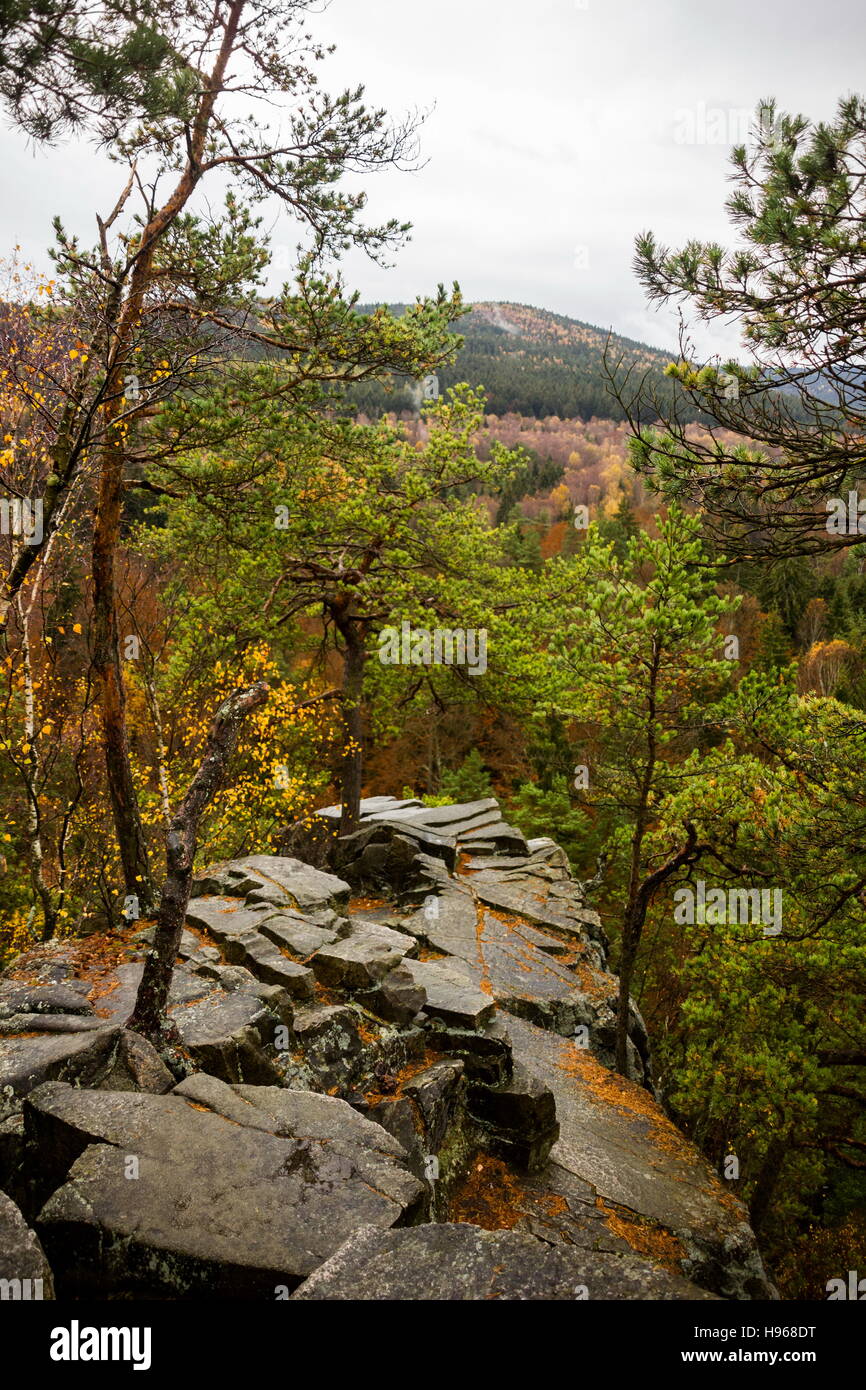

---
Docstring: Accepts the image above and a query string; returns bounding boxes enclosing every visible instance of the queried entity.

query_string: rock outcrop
[0,796,776,1301]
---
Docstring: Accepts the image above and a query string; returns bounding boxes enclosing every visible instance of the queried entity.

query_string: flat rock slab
[174,1074,407,1157]
[259,918,338,958]
[378,804,502,838]
[291,1222,718,1300]
[0,1025,122,1098]
[30,1082,423,1298]
[471,879,595,941]
[184,897,278,942]
[90,961,217,1029]
[0,1191,54,1297]
[312,937,407,990]
[458,822,528,854]
[190,855,347,908]
[382,797,499,826]
[340,919,418,953]
[401,959,495,1029]
[409,898,597,1031]
[173,990,281,1084]
[423,905,584,1006]
[364,817,458,861]
[463,855,535,872]
[71,960,285,1086]
[0,1012,103,1035]
[502,1015,773,1299]
[0,982,94,1018]
[234,856,351,912]
[224,932,315,999]
[317,796,425,819]
[403,884,477,942]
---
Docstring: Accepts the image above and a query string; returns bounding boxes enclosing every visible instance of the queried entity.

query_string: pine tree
[623,96,866,561]
[440,749,494,803]
[538,505,739,1076]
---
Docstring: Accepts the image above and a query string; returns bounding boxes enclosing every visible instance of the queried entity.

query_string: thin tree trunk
[0,401,82,633]
[126,679,269,1044]
[615,909,641,1076]
[749,1136,787,1235]
[143,665,172,830]
[427,707,442,793]
[14,516,70,940]
[615,823,701,1076]
[92,426,156,913]
[91,0,246,916]
[17,596,57,939]
[615,642,660,1075]
[338,626,366,836]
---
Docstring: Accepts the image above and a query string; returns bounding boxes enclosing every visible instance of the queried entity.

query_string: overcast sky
[1,0,863,357]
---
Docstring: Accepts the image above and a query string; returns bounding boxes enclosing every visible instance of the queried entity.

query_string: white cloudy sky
[1,0,863,357]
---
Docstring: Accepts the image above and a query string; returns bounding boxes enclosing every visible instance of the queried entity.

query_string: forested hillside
[344,300,699,422]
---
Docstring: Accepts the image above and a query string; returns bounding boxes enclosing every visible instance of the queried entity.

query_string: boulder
[0,1191,54,1299]
[0,981,94,1018]
[311,936,407,991]
[222,931,315,999]
[258,917,338,957]
[194,855,350,914]
[466,1062,559,1172]
[293,1004,363,1091]
[0,1026,123,1099]
[361,962,426,1026]
[29,1082,424,1298]
[403,1060,465,1153]
[401,959,495,1030]
[174,1075,408,1157]
[424,1019,514,1085]
[174,991,282,1085]
[184,897,278,942]
[336,820,458,876]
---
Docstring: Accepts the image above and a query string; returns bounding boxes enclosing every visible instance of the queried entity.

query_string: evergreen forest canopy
[338,300,696,423]
[0,0,865,1300]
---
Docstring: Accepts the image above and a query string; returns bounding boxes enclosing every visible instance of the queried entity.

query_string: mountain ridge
[348,298,690,423]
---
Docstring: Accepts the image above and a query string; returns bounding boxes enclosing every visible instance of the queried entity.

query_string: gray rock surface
[0,1190,55,1298]
[312,935,407,990]
[30,1081,423,1297]
[192,855,350,913]
[0,1026,123,1098]
[401,958,496,1029]
[291,1222,719,1301]
[501,1014,774,1299]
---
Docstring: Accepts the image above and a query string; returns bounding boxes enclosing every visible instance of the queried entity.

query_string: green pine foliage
[439,749,494,803]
